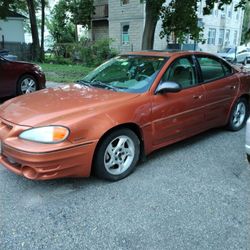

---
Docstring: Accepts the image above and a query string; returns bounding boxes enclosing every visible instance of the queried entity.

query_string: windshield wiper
[91,81,118,92]
[76,80,92,87]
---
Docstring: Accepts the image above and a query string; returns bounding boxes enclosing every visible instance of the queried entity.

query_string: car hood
[0,84,140,127]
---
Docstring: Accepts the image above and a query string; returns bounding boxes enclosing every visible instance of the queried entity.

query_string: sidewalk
[46,81,64,88]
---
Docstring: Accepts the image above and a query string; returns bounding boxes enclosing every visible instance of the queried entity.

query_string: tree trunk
[40,0,45,61]
[26,0,40,61]
[75,24,78,42]
[141,1,160,50]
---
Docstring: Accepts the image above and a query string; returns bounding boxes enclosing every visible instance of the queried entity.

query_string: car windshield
[81,55,168,93]
[221,48,235,53]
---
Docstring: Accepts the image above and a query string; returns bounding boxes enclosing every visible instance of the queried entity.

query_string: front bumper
[38,72,46,89]
[0,141,97,180]
[0,118,97,180]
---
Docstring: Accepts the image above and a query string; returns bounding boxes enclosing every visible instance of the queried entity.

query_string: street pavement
[1,66,250,249]
[0,127,250,250]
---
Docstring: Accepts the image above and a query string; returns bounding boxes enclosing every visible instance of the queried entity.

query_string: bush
[45,54,72,65]
[47,39,118,66]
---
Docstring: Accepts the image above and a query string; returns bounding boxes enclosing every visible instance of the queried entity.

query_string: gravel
[0,127,250,250]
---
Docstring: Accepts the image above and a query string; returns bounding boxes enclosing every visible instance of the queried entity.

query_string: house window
[212,5,218,17]
[122,24,130,45]
[197,1,203,15]
[228,4,233,18]
[225,29,230,46]
[121,0,129,5]
[225,29,230,41]
[233,31,238,45]
[236,9,240,20]
[221,6,226,18]
[218,29,225,45]
[208,28,216,45]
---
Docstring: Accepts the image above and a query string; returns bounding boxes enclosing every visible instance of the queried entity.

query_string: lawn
[39,63,94,83]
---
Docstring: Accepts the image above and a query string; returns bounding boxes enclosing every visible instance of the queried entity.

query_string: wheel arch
[226,94,249,130]
[240,94,250,105]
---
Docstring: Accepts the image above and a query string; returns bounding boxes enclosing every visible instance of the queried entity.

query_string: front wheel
[93,129,140,181]
[17,74,38,95]
[227,97,249,131]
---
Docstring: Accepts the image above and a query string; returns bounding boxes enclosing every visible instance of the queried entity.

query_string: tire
[93,129,140,181]
[17,74,38,95]
[247,154,250,164]
[227,97,249,131]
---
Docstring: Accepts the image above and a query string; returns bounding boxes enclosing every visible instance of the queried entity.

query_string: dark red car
[0,56,46,97]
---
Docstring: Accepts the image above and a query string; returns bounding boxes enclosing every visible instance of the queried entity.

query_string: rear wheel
[247,154,250,164]
[93,129,140,181]
[17,74,38,95]
[227,97,249,131]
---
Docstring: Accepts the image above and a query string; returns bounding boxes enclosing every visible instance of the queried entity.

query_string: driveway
[1,127,250,250]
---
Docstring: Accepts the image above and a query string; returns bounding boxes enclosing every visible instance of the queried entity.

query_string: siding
[0,18,25,43]
[109,0,145,52]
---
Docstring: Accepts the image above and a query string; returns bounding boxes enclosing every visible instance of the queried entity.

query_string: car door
[151,56,206,147]
[196,55,239,127]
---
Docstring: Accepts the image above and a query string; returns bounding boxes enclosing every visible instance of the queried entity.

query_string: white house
[0,11,26,44]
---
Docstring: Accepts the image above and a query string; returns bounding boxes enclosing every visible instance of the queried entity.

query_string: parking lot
[1,126,250,250]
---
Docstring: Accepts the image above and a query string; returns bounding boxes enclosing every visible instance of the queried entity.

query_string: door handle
[193,95,203,99]
[229,85,236,90]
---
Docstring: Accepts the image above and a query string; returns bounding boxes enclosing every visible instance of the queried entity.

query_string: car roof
[122,50,216,58]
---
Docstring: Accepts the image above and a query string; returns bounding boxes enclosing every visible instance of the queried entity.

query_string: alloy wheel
[232,101,246,128]
[20,77,37,94]
[104,135,135,175]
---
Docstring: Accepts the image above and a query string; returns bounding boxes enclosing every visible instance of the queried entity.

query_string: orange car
[0,51,249,181]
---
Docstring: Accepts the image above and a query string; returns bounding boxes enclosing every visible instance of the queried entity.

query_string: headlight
[19,126,70,143]
[34,65,43,72]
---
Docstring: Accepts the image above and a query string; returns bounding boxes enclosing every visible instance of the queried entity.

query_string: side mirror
[155,81,182,94]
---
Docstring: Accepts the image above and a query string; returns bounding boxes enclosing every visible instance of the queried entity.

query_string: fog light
[7,156,17,164]
[22,166,38,179]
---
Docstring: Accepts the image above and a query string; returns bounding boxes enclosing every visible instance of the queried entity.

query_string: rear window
[197,56,232,82]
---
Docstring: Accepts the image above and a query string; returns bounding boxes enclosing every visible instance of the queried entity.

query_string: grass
[39,63,94,83]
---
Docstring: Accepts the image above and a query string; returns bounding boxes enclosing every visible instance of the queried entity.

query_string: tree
[26,0,40,61]
[48,0,94,44]
[0,0,27,18]
[40,0,46,60]
[47,0,76,43]
[141,0,250,50]
[141,0,165,50]
[241,2,250,43]
[0,0,48,61]
[68,0,95,41]
[160,0,203,44]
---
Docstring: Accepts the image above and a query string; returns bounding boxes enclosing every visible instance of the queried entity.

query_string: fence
[0,41,32,61]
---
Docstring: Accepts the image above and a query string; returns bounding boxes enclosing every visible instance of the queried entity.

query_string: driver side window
[162,57,197,89]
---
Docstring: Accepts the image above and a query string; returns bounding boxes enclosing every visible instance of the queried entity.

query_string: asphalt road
[0,127,250,250]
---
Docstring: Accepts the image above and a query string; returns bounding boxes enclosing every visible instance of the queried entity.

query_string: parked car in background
[0,50,17,61]
[0,51,249,181]
[217,47,250,65]
[0,55,46,97]
[246,48,250,63]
